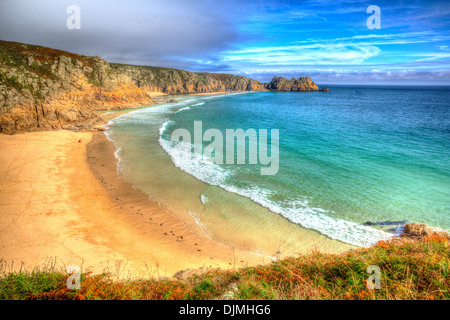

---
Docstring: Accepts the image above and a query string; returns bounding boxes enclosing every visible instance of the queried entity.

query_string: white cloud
[223,43,381,66]
[414,53,450,62]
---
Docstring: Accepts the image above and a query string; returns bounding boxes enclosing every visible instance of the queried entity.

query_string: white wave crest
[218,184,394,247]
[158,130,229,186]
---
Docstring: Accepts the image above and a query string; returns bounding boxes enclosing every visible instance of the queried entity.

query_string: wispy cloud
[224,30,450,70]
[224,43,381,66]
[414,53,450,62]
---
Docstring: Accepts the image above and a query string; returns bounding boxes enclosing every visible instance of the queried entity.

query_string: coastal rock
[215,282,239,300]
[402,223,430,238]
[265,76,318,91]
[400,223,450,240]
[320,87,331,92]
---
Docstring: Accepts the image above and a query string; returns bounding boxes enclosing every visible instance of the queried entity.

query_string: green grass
[0,234,448,300]
[196,75,207,85]
[0,271,65,300]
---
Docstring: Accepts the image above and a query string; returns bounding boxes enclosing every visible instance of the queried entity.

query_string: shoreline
[0,94,357,279]
[86,131,269,274]
[0,100,271,279]
[5,90,419,279]
[1,97,447,280]
[102,96,356,258]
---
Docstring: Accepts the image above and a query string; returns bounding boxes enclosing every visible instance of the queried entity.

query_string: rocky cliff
[0,40,320,134]
[0,41,155,134]
[111,64,267,94]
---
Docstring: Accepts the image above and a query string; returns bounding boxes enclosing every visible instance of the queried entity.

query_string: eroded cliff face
[0,41,155,134]
[111,64,267,94]
[0,41,321,134]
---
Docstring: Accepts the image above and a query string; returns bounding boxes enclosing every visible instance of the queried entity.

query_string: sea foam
[219,184,394,247]
[158,121,394,247]
[158,127,230,186]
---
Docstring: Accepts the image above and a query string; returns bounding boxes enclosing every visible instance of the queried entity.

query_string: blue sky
[1,0,449,84]
[223,0,450,84]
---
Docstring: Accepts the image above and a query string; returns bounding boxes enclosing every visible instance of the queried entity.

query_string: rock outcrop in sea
[265,76,319,91]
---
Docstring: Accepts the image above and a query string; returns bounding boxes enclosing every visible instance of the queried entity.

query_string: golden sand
[0,130,268,279]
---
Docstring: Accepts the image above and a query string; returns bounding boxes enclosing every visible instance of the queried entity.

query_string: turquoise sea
[105,86,450,254]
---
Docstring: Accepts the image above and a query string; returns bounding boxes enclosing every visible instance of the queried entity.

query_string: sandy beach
[0,128,268,279]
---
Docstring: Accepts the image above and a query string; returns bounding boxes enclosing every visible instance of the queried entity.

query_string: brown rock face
[402,223,432,238]
[265,76,319,91]
[111,64,267,94]
[0,41,154,134]
[401,223,450,240]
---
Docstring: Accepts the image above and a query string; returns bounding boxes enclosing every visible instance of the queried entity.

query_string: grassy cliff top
[0,40,96,71]
[1,225,448,300]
